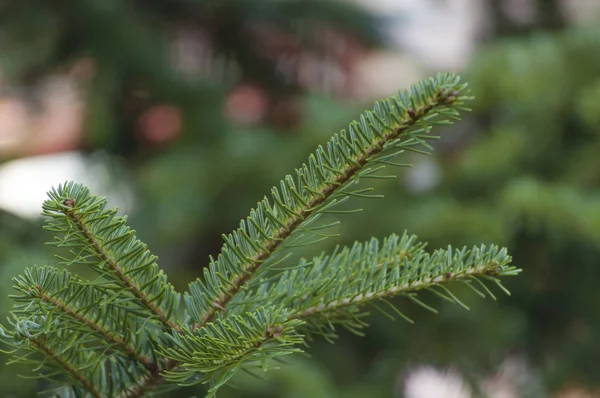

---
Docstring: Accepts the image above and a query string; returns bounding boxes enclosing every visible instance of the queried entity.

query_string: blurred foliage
[0,1,382,397]
[336,22,600,396]
[2,0,600,397]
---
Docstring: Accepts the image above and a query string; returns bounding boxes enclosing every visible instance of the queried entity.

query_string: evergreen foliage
[0,0,383,158]
[0,73,520,397]
[334,23,600,394]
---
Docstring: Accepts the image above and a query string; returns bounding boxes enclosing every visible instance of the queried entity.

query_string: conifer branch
[0,73,521,398]
[160,309,304,396]
[61,199,177,331]
[11,267,156,372]
[118,72,477,397]
[294,260,512,319]
[42,183,182,332]
[29,336,103,398]
[187,72,472,330]
[0,315,132,398]
[232,233,520,339]
[115,310,304,397]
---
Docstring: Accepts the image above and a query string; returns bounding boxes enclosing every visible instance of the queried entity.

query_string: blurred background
[1,0,600,397]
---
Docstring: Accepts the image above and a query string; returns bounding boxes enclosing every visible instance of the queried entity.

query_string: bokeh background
[1,0,600,397]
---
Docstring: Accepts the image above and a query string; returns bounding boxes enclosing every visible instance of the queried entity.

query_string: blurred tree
[3,0,600,397]
[488,0,566,37]
[0,0,382,154]
[334,21,600,396]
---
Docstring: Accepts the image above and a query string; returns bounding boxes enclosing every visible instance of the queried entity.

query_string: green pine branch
[160,308,304,397]
[1,314,149,398]
[43,183,182,331]
[10,266,158,372]
[0,72,521,398]
[230,233,518,342]
[186,72,470,331]
[28,335,104,398]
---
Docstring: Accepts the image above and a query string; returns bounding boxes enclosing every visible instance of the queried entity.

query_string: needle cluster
[0,73,520,398]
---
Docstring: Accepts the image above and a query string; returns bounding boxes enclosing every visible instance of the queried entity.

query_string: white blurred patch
[481,355,540,398]
[0,151,133,219]
[560,0,600,23]
[403,366,472,398]
[353,0,486,70]
[404,157,442,194]
[398,356,541,398]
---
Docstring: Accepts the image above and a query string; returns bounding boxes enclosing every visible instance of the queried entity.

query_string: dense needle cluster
[0,73,520,398]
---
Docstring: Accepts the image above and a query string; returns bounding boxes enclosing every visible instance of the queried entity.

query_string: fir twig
[30,336,103,398]
[187,72,471,330]
[0,73,521,398]
[231,233,520,339]
[39,182,182,333]
[16,268,158,372]
[60,199,178,331]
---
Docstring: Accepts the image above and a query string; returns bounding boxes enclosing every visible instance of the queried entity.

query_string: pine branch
[159,308,304,397]
[0,73,521,398]
[231,233,520,340]
[186,72,472,329]
[1,315,148,397]
[42,182,181,331]
[29,336,103,398]
[10,266,158,373]
[113,310,303,398]
[8,183,185,396]
[114,72,477,397]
